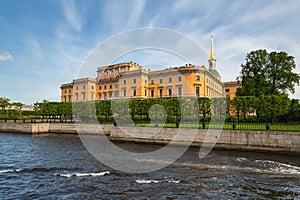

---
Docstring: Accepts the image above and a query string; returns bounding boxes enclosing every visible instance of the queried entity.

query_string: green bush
[225,116,237,122]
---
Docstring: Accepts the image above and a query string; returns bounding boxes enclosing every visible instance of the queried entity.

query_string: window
[114,91,119,98]
[104,92,107,99]
[133,79,136,84]
[196,76,200,81]
[75,93,78,100]
[69,89,71,93]
[133,88,136,96]
[159,79,163,84]
[123,80,126,84]
[82,92,86,100]
[64,90,67,94]
[64,96,66,101]
[145,80,148,84]
[177,87,182,96]
[115,84,118,89]
[144,89,147,96]
[91,93,94,99]
[225,89,230,92]
[169,77,172,83]
[196,86,200,96]
[168,88,172,97]
[98,92,101,99]
[123,89,126,97]
[151,89,154,97]
[151,80,154,84]
[99,86,101,90]
[83,85,86,90]
[91,86,94,90]
[109,92,112,98]
[159,88,163,97]
[104,85,107,89]
[109,84,112,89]
[178,77,182,82]
[68,95,71,102]
[76,86,79,91]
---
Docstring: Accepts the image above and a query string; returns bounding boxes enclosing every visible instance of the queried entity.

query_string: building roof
[224,81,240,86]
[209,69,220,76]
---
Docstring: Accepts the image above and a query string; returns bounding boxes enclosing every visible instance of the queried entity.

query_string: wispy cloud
[103,0,146,33]
[1,0,300,103]
[0,52,13,62]
[62,0,85,32]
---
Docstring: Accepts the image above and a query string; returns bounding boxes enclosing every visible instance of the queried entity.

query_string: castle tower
[209,35,216,70]
[208,35,221,80]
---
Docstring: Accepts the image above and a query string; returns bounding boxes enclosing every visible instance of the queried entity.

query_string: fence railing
[1,119,300,132]
[0,118,73,123]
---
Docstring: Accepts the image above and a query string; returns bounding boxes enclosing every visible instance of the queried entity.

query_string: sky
[1,0,300,104]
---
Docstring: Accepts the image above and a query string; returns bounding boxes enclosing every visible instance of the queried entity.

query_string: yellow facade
[60,36,224,102]
[60,83,73,102]
[224,81,241,100]
[61,63,224,102]
[61,78,96,102]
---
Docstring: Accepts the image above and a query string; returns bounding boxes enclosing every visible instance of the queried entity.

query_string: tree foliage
[26,96,300,124]
[237,49,300,96]
[196,97,211,121]
[0,97,10,110]
[34,100,72,121]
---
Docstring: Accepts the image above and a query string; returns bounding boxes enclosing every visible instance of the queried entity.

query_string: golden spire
[209,35,216,61]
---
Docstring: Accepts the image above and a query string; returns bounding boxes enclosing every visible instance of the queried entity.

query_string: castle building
[224,81,241,100]
[61,36,224,102]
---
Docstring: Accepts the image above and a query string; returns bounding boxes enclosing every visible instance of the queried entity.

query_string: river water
[0,132,299,199]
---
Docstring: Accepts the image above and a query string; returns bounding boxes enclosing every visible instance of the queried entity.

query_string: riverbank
[1,123,299,154]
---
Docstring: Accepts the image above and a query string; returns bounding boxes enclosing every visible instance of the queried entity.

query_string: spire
[209,35,216,61]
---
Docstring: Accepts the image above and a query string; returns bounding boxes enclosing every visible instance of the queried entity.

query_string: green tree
[129,99,138,121]
[255,95,290,123]
[267,51,300,94]
[57,102,72,121]
[211,97,227,122]
[96,100,112,121]
[165,98,180,123]
[237,49,300,96]
[72,101,97,122]
[12,102,24,116]
[180,98,197,122]
[288,99,300,122]
[134,99,151,121]
[196,97,211,122]
[34,100,51,120]
[196,97,211,128]
[239,96,255,123]
[231,97,242,123]
[34,101,67,121]
[0,97,10,110]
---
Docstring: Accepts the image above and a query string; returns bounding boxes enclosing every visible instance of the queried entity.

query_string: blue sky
[1,0,300,104]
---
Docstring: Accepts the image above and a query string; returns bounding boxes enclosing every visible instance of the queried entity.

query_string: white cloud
[103,0,146,33]
[173,1,300,86]
[0,52,13,62]
[62,0,85,32]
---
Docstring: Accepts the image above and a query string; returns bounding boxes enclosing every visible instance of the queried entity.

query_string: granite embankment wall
[109,126,300,154]
[0,123,299,153]
[0,123,50,134]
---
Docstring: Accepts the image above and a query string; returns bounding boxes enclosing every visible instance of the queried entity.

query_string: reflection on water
[0,133,299,199]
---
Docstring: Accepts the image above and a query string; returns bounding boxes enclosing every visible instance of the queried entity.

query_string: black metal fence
[1,119,299,132]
